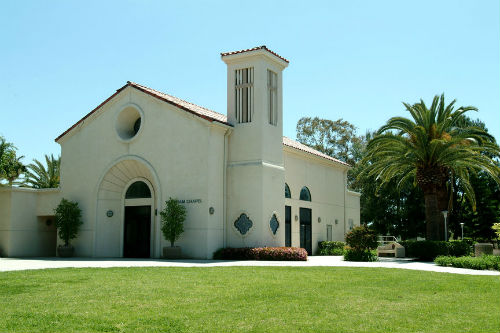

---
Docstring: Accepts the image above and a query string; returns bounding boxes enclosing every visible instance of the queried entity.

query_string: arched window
[300,186,311,201]
[285,183,291,198]
[125,181,151,199]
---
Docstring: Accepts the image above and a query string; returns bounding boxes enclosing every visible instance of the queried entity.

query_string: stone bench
[377,242,405,258]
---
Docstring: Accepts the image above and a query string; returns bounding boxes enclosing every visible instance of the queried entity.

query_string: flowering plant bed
[213,247,307,261]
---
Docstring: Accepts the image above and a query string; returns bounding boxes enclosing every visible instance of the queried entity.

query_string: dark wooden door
[300,207,312,255]
[285,206,291,247]
[123,205,151,258]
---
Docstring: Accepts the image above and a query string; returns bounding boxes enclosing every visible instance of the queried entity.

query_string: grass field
[0,267,498,332]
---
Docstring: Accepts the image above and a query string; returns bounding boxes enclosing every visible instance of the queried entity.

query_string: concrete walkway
[1,256,499,275]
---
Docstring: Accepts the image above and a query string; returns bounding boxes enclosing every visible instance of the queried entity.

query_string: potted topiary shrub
[54,198,83,257]
[160,197,186,259]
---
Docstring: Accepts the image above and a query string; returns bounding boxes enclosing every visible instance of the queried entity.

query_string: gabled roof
[129,82,229,125]
[221,45,289,63]
[283,136,350,167]
[55,81,230,142]
[54,82,349,167]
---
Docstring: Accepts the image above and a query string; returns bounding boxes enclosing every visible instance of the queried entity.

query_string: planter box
[163,246,182,259]
[57,245,75,258]
[474,243,493,257]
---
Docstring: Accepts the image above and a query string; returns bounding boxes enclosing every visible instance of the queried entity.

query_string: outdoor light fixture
[441,210,448,241]
[209,207,215,215]
[460,222,465,240]
[318,217,321,223]
[106,210,114,218]
[295,215,298,221]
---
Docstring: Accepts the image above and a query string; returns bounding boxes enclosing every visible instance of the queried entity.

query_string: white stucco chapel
[0,46,360,259]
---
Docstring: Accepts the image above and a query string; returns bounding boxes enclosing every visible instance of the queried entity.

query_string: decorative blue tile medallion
[270,214,279,235]
[234,213,253,235]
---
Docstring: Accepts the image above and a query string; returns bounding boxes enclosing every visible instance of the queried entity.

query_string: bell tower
[221,46,289,248]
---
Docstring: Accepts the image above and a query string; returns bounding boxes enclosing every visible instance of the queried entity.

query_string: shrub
[317,241,345,255]
[160,198,186,247]
[213,247,307,261]
[399,240,472,261]
[448,240,472,257]
[434,255,500,271]
[345,226,378,252]
[399,240,448,261]
[344,248,378,262]
[54,198,83,246]
[434,255,453,266]
[343,226,378,262]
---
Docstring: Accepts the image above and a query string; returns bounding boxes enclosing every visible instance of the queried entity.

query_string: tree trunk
[423,191,444,240]
[417,166,449,241]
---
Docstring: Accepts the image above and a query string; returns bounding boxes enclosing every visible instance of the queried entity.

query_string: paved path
[1,256,498,275]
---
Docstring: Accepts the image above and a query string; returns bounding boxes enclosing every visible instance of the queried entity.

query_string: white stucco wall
[0,188,60,257]
[284,147,360,254]
[57,87,228,258]
[224,48,287,250]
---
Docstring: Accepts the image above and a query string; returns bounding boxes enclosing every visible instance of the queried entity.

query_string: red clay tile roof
[221,45,289,63]
[283,136,351,167]
[55,81,230,142]
[129,81,229,125]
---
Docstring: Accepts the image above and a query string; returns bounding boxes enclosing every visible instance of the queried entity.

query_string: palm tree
[362,94,500,240]
[2,153,26,186]
[0,136,26,186]
[24,154,61,188]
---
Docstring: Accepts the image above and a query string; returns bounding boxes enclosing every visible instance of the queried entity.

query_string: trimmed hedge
[213,247,308,261]
[317,241,345,255]
[399,240,472,261]
[435,255,500,271]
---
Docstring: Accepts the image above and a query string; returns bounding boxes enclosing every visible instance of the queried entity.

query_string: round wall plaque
[106,210,114,217]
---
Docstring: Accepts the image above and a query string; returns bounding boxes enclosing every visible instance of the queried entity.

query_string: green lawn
[0,267,498,332]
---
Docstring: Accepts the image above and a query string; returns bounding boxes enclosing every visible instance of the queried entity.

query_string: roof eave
[221,48,289,69]
[283,145,351,169]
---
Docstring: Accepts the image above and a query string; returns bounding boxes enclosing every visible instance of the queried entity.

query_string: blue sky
[1,0,498,164]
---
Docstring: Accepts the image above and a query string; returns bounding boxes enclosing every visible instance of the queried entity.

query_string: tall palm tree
[24,154,61,188]
[361,94,500,240]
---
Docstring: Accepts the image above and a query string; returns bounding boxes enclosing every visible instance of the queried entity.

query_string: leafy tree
[359,175,426,239]
[54,198,83,247]
[23,154,60,188]
[492,223,500,239]
[160,198,186,247]
[448,117,500,241]
[361,94,500,240]
[296,117,365,166]
[450,171,500,241]
[0,136,25,186]
[296,117,366,186]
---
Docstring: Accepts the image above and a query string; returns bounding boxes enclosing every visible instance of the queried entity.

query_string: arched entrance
[123,180,153,258]
[94,157,161,258]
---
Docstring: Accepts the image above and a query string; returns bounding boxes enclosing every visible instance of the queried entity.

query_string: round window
[116,106,143,141]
